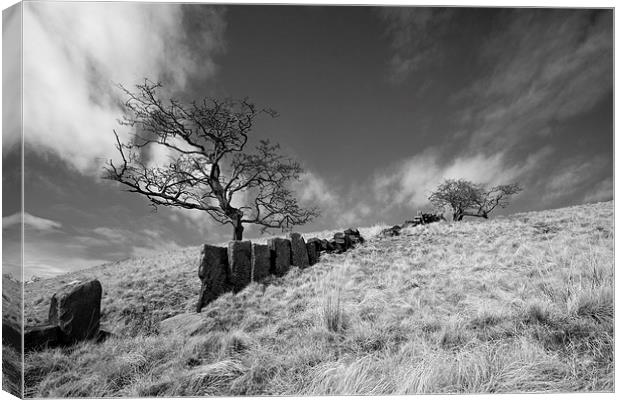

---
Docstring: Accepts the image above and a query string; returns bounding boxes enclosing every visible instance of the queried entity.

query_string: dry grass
[22,201,613,396]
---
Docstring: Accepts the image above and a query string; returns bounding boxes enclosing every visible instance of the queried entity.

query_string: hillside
[23,201,613,396]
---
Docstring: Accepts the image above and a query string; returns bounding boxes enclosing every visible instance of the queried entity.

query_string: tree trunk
[232,214,244,240]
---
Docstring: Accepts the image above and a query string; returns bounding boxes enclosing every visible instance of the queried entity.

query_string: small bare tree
[104,80,319,240]
[428,179,522,221]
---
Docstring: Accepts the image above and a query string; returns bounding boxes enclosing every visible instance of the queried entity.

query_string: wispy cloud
[379,7,454,83]
[3,212,63,231]
[456,9,612,152]
[20,2,227,174]
[542,155,610,202]
[373,147,550,210]
[583,177,613,204]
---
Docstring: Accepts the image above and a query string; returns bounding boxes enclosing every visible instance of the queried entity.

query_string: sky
[2,3,614,279]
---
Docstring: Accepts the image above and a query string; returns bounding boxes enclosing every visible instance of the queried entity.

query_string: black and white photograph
[1,1,614,397]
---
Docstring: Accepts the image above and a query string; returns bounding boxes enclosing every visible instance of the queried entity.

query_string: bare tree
[471,183,523,219]
[104,80,319,240]
[428,179,522,221]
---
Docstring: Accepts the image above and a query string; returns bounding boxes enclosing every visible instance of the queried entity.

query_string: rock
[306,242,318,265]
[228,240,252,293]
[196,244,230,312]
[289,232,310,268]
[306,237,321,252]
[333,232,350,252]
[344,228,365,246]
[380,225,402,237]
[344,228,360,236]
[319,239,332,252]
[2,322,21,352]
[328,239,339,252]
[268,238,291,276]
[49,279,102,343]
[251,243,270,282]
[159,313,210,337]
[24,324,60,352]
[95,330,112,343]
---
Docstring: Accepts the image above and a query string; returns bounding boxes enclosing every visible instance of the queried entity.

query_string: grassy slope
[23,201,613,396]
[3,274,23,397]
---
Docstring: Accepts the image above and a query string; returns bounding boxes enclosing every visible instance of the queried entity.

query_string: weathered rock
[49,279,102,343]
[24,324,60,351]
[344,228,360,236]
[251,243,271,282]
[333,232,350,252]
[159,313,210,337]
[268,238,291,276]
[306,237,321,252]
[328,239,339,252]
[228,240,252,293]
[196,244,230,312]
[380,225,402,237]
[319,239,331,252]
[306,242,318,265]
[289,232,310,268]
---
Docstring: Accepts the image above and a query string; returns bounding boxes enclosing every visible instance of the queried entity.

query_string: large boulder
[289,232,310,268]
[196,244,230,312]
[228,240,252,293]
[268,238,291,276]
[251,243,271,282]
[48,279,102,343]
[24,324,60,352]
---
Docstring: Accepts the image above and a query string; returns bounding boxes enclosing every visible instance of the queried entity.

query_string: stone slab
[251,243,271,282]
[289,232,310,268]
[196,244,230,312]
[228,240,252,293]
[268,238,291,276]
[306,242,318,265]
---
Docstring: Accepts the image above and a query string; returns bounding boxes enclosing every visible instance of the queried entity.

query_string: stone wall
[196,228,365,312]
[380,212,445,237]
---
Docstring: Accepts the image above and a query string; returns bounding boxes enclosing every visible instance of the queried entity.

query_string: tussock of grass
[23,201,614,396]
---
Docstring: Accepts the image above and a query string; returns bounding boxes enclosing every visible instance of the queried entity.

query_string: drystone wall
[196,228,364,312]
[380,212,445,237]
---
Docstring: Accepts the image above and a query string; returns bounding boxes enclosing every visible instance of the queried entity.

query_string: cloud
[2,4,22,158]
[583,177,613,204]
[3,212,63,231]
[542,155,609,202]
[379,7,454,83]
[374,147,551,210]
[294,171,339,208]
[456,9,612,152]
[21,2,226,174]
